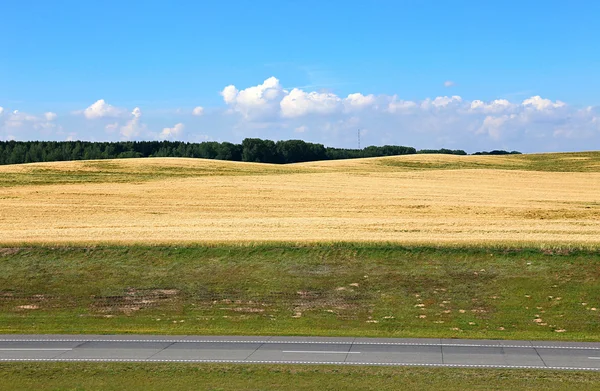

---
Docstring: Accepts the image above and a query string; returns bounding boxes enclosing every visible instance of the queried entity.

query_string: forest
[0,139,520,165]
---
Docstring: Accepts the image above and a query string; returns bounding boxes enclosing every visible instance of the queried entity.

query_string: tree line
[0,139,519,166]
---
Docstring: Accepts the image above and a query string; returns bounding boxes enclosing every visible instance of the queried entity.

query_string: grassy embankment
[1,246,599,340]
[2,363,600,391]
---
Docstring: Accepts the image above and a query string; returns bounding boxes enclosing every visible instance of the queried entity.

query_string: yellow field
[1,153,599,246]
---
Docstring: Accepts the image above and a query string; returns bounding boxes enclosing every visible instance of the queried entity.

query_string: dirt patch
[228,307,265,313]
[91,288,180,315]
[16,304,39,310]
[291,290,369,320]
[187,289,370,320]
[1,292,56,310]
[542,248,575,256]
[0,248,21,256]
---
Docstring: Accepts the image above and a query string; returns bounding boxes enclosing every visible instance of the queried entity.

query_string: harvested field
[0,152,599,246]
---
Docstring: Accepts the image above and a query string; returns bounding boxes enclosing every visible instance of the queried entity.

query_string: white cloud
[280,88,342,118]
[522,95,566,111]
[0,107,4,116]
[119,107,144,140]
[470,99,515,113]
[470,100,485,109]
[3,75,600,153]
[192,106,204,116]
[4,110,42,128]
[344,93,376,110]
[422,95,463,109]
[221,76,284,119]
[159,123,185,140]
[478,114,517,140]
[444,80,455,87]
[387,96,418,113]
[221,85,239,105]
[1,110,61,135]
[222,77,376,120]
[82,99,125,119]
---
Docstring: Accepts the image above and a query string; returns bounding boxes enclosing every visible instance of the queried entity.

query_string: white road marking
[588,357,600,359]
[0,348,72,351]
[282,351,361,354]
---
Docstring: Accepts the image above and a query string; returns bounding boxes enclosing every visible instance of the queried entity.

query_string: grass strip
[1,363,600,391]
[1,245,599,340]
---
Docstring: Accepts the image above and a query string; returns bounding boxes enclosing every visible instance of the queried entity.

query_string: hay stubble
[0,154,599,246]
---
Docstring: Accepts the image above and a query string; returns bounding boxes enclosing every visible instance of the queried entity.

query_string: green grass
[1,363,600,391]
[1,245,599,340]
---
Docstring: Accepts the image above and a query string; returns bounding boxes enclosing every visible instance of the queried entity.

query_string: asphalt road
[1,335,600,371]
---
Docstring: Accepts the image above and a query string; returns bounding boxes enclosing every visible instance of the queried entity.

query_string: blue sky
[1,0,599,152]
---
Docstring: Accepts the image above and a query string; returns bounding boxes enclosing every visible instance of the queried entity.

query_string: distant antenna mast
[358,129,361,149]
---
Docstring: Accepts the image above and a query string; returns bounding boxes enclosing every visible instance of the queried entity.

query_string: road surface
[1,335,600,371]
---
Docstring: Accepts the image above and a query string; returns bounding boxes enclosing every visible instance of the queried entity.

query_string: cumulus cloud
[469,98,598,146]
[4,110,50,129]
[119,107,143,140]
[280,88,342,118]
[82,99,126,119]
[215,76,600,151]
[470,99,515,113]
[0,110,62,139]
[0,107,4,116]
[220,77,284,119]
[221,85,239,105]
[478,114,517,140]
[522,95,566,111]
[344,93,376,111]
[444,80,455,87]
[221,77,381,120]
[222,77,385,120]
[421,95,463,109]
[387,96,418,113]
[2,76,599,152]
[159,123,185,140]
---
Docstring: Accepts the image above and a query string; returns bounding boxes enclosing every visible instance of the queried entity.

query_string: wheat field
[1,153,599,246]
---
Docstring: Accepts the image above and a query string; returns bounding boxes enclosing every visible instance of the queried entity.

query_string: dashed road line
[282,351,361,354]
